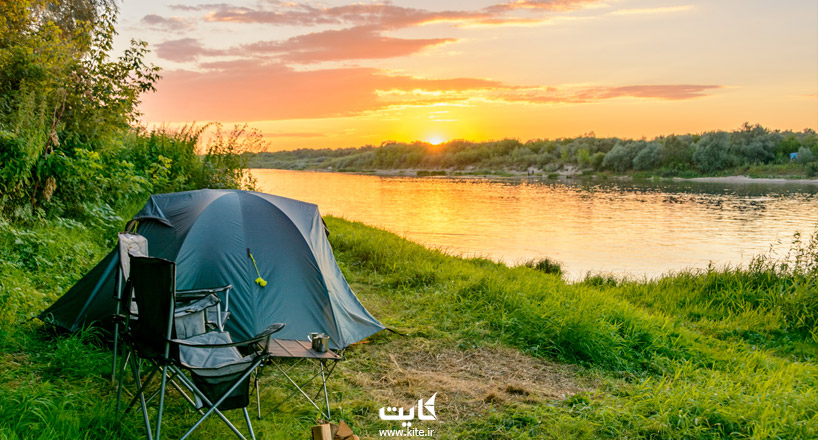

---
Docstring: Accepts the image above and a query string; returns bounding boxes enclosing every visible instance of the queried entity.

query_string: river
[253,169,818,280]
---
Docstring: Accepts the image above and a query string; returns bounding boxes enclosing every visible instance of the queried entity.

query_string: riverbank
[1,213,817,439]
[246,126,818,182]
[345,167,818,185]
[681,175,818,185]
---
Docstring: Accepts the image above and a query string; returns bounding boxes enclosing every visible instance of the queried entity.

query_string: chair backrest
[117,232,149,281]
[130,255,177,359]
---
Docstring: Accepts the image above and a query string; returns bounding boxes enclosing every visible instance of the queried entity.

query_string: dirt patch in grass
[347,339,588,422]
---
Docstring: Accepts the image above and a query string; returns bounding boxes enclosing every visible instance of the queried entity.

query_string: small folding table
[256,339,343,420]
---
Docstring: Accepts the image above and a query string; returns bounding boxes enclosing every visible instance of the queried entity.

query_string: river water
[253,169,818,280]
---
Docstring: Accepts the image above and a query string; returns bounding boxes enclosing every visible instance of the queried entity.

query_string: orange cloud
[139,63,502,122]
[139,60,721,124]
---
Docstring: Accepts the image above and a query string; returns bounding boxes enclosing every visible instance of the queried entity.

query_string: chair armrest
[170,323,285,349]
[177,284,233,299]
[175,294,220,316]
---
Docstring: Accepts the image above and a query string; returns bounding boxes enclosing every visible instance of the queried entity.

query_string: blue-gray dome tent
[39,189,384,349]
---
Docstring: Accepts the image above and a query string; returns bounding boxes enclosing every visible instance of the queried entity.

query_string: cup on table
[308,332,330,352]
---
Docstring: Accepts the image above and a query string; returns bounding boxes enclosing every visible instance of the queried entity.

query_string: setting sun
[426,136,446,145]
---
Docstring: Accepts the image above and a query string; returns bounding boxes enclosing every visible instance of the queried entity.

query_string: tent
[39,189,384,349]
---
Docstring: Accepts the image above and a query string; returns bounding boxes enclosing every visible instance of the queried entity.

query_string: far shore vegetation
[247,125,818,180]
[3,1,818,439]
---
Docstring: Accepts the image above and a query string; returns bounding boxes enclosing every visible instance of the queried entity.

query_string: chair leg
[130,354,153,440]
[111,322,119,385]
[243,408,256,440]
[125,363,159,414]
[115,350,131,413]
[255,370,262,420]
[155,365,169,440]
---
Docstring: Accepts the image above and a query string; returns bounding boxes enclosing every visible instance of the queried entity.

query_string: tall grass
[610,227,818,358]
[325,217,818,438]
[1,214,817,438]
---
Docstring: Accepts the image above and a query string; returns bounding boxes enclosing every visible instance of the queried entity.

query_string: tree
[0,0,159,215]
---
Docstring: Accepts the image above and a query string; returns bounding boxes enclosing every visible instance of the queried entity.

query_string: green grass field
[1,215,816,439]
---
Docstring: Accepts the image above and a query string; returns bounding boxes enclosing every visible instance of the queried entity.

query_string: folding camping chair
[119,255,284,440]
[111,232,233,383]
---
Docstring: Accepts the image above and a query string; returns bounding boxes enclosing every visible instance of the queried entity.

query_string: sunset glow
[426,136,446,145]
[116,0,818,151]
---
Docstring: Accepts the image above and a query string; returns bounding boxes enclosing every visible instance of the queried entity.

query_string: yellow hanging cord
[247,249,268,287]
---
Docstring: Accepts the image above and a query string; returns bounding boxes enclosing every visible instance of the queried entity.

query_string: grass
[1,213,817,439]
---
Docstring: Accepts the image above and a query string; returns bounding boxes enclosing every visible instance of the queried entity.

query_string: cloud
[198,3,484,29]
[186,1,601,31]
[139,62,504,122]
[378,84,722,105]
[139,60,721,124]
[154,38,226,62]
[580,84,721,101]
[243,26,456,63]
[140,14,194,32]
[153,1,607,64]
[487,0,598,13]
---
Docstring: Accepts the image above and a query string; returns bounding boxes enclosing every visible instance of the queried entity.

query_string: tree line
[0,0,257,225]
[248,124,818,177]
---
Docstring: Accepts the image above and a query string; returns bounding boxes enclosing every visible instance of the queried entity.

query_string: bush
[796,147,815,163]
[693,132,733,173]
[632,142,661,171]
[602,143,634,172]
[197,124,262,190]
[121,125,204,193]
[0,0,159,219]
[591,152,606,170]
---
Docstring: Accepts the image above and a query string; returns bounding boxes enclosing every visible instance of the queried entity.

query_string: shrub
[632,142,661,171]
[591,152,606,170]
[524,257,563,277]
[602,143,634,172]
[577,148,592,168]
[693,132,733,173]
[796,147,815,163]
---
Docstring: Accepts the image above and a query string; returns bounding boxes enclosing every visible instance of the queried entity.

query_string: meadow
[2,2,817,438]
[1,207,816,439]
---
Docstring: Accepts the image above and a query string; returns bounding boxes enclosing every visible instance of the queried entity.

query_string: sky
[114,0,818,151]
